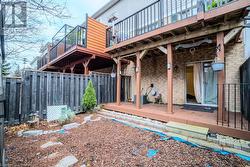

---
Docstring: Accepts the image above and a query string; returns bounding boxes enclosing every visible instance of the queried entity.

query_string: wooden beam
[121,53,136,59]
[184,26,190,34]
[113,58,118,64]
[82,55,95,75]
[158,46,168,54]
[139,50,148,60]
[111,21,243,57]
[116,58,121,106]
[169,31,176,36]
[70,65,75,73]
[167,44,173,114]
[84,66,89,75]
[136,52,141,109]
[224,27,243,45]
[47,66,60,70]
[217,32,225,122]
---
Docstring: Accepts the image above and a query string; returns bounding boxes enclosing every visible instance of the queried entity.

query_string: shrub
[58,107,75,125]
[82,80,97,111]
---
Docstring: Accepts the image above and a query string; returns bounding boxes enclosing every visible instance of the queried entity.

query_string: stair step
[166,122,209,140]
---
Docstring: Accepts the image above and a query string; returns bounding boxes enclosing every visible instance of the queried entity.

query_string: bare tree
[3,0,70,63]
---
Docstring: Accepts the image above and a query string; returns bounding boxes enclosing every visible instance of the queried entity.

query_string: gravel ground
[5,114,250,167]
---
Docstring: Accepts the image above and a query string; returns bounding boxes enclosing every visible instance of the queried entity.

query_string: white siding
[95,0,158,26]
[245,20,250,58]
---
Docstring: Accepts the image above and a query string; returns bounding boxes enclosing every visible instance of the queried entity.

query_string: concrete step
[166,122,209,140]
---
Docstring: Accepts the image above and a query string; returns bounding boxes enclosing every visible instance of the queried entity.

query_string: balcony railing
[50,26,86,62]
[37,53,48,69]
[106,0,236,47]
[52,24,74,46]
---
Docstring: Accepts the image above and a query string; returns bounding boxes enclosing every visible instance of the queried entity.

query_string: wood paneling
[87,17,107,53]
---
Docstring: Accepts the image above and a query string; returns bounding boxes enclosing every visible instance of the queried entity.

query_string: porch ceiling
[107,2,249,57]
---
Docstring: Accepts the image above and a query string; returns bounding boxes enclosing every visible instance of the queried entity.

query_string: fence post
[3,71,121,124]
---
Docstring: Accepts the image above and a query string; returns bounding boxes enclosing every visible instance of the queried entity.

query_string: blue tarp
[147,149,159,158]
[111,118,250,162]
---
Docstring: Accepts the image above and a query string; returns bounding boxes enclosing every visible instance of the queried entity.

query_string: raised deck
[103,102,250,140]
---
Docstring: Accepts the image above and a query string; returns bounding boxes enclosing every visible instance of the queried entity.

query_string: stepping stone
[17,130,24,137]
[91,117,101,122]
[82,115,93,124]
[48,152,60,159]
[55,155,78,167]
[43,152,60,160]
[41,141,63,149]
[22,130,44,137]
[63,123,80,130]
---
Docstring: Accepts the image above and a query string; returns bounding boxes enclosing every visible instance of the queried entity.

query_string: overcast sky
[10,0,110,70]
[43,0,110,40]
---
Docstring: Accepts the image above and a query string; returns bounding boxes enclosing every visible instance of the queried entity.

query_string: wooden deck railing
[106,0,236,47]
[217,83,250,131]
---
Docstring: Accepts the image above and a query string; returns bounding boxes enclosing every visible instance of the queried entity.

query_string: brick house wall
[121,41,246,109]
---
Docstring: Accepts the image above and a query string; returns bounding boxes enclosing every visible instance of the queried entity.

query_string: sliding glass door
[203,63,218,105]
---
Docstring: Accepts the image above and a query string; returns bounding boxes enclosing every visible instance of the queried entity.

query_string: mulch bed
[5,114,250,167]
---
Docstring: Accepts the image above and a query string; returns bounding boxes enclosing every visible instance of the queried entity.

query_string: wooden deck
[103,103,250,140]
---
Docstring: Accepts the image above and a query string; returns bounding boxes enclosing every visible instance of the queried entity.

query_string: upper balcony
[49,25,87,62]
[38,17,113,71]
[106,0,250,53]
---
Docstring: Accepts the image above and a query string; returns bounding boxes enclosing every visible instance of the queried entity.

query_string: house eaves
[91,0,120,19]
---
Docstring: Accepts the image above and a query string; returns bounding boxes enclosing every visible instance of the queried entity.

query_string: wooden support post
[83,65,89,75]
[116,58,121,106]
[70,66,75,74]
[167,44,173,113]
[217,32,225,121]
[82,55,95,75]
[136,52,141,109]
[62,69,66,73]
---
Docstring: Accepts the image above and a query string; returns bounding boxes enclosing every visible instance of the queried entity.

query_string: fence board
[3,70,130,125]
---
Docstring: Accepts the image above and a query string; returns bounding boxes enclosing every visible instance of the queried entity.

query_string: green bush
[82,80,97,111]
[58,107,75,125]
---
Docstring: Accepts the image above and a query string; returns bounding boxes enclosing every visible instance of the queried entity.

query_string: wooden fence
[3,70,119,125]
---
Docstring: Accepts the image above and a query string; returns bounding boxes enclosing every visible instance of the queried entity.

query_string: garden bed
[5,114,250,167]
